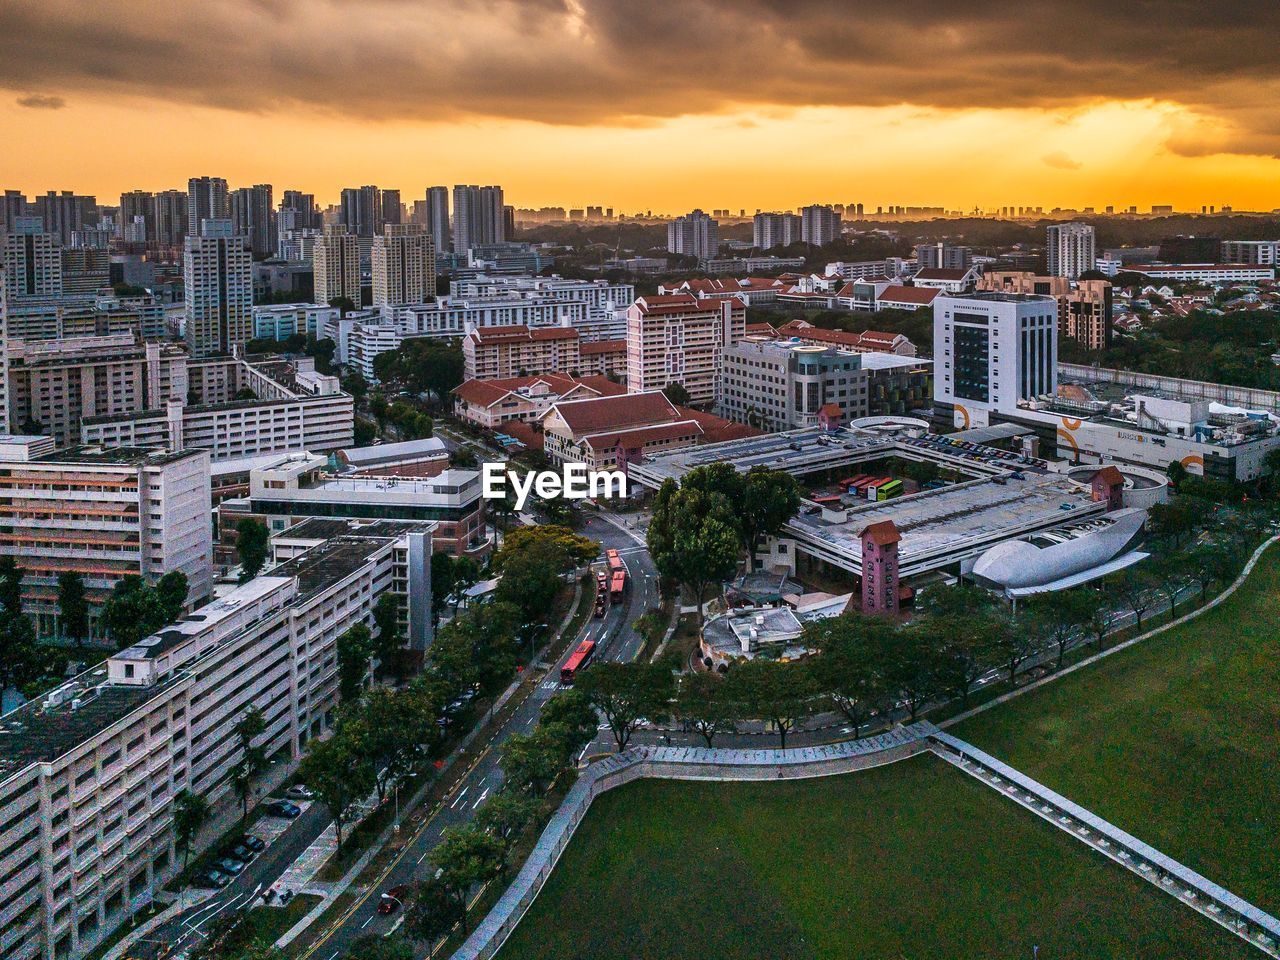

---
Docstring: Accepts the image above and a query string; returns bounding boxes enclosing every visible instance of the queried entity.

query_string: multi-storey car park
[0,519,432,960]
[628,419,1151,587]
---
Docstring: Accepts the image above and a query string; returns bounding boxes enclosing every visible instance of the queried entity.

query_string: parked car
[240,834,266,853]
[227,843,256,863]
[195,869,231,889]
[216,857,245,875]
[377,885,410,915]
[285,785,314,801]
[265,799,302,819]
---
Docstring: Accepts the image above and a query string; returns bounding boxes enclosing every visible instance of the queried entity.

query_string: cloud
[2,1,1280,156]
[16,93,65,110]
[1042,151,1081,170]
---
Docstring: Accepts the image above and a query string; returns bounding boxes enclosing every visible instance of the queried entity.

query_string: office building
[312,224,361,307]
[186,177,228,238]
[753,212,801,250]
[914,242,973,271]
[626,293,745,405]
[1046,222,1096,279]
[718,338,932,431]
[978,271,1114,351]
[0,517,431,960]
[800,204,841,245]
[372,224,436,307]
[423,186,451,253]
[452,185,505,252]
[0,439,212,631]
[667,209,719,260]
[229,184,276,258]
[153,190,188,251]
[183,219,253,356]
[2,218,62,302]
[933,291,1058,426]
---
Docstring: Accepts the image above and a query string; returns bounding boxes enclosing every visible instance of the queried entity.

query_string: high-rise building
[933,291,1058,423]
[2,217,62,302]
[372,224,436,306]
[183,219,253,356]
[1046,222,1096,279]
[0,190,27,234]
[452,185,505,252]
[914,242,973,271]
[33,191,97,246]
[313,224,361,307]
[280,190,318,230]
[154,189,188,250]
[340,185,381,238]
[380,189,402,228]
[230,183,276,258]
[800,204,841,245]
[626,293,744,405]
[187,176,229,237]
[753,212,801,250]
[1220,239,1280,266]
[118,190,155,245]
[666,209,719,260]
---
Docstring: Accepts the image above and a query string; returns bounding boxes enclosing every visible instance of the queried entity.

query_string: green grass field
[956,541,1280,915]
[499,755,1251,960]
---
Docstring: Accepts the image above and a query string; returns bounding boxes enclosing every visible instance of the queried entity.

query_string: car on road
[227,843,256,863]
[240,834,266,853]
[285,784,314,801]
[216,857,245,875]
[195,869,232,889]
[265,799,302,819]
[377,884,410,914]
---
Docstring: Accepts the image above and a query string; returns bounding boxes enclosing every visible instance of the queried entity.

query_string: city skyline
[4,2,1280,213]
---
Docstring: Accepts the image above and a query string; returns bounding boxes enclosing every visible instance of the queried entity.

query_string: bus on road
[561,639,597,684]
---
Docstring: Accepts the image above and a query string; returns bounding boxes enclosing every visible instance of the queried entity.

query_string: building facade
[666,210,719,260]
[625,294,745,405]
[977,271,1114,351]
[183,219,252,357]
[312,224,361,308]
[753,212,801,250]
[372,224,436,307]
[800,205,841,245]
[1046,222,1096,279]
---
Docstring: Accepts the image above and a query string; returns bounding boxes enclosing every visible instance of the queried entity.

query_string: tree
[0,557,23,615]
[429,824,505,932]
[928,609,1004,705]
[156,570,189,623]
[56,571,89,646]
[495,541,565,626]
[662,382,691,406]
[1023,590,1094,669]
[738,468,802,565]
[1146,499,1196,548]
[1109,567,1155,631]
[885,625,945,723]
[337,623,374,703]
[649,486,739,626]
[343,686,436,803]
[725,658,814,749]
[236,518,270,582]
[173,789,210,870]
[577,662,673,752]
[407,875,466,947]
[1148,555,1189,619]
[0,608,39,696]
[1186,542,1237,603]
[499,728,570,795]
[492,525,599,573]
[474,792,538,869]
[299,732,375,847]
[806,615,893,737]
[101,575,168,649]
[232,706,267,823]
[675,671,738,746]
[1084,599,1112,652]
[539,689,600,757]
[371,593,403,671]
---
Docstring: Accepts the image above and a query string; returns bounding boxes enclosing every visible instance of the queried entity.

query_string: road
[297,510,659,959]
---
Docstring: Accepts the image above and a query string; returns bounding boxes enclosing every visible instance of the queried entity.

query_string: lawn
[498,754,1250,960]
[956,541,1280,915]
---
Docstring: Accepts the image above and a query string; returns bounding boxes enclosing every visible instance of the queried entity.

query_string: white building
[0,519,431,960]
[1138,263,1275,283]
[800,205,841,246]
[1046,222,1096,279]
[372,224,436,307]
[183,219,252,357]
[933,291,1058,427]
[450,275,632,340]
[753,212,801,250]
[380,294,592,340]
[252,303,340,342]
[667,210,719,260]
[1220,239,1280,266]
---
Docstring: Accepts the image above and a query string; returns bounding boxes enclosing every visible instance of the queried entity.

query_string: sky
[3,0,1280,215]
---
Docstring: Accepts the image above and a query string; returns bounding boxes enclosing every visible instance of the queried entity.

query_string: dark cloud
[2,0,1279,154]
[16,93,66,110]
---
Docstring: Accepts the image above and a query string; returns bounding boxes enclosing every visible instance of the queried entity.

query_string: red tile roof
[467,324,578,345]
[913,268,970,282]
[453,373,624,408]
[583,420,704,451]
[632,294,746,317]
[877,285,940,305]
[579,338,626,355]
[861,520,901,546]
[551,391,679,435]
[677,407,764,444]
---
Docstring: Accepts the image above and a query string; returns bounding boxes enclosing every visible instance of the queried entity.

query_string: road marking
[449,785,470,809]
[472,787,490,809]
[361,915,374,929]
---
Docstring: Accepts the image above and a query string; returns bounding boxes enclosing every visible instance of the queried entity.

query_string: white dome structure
[971,507,1148,592]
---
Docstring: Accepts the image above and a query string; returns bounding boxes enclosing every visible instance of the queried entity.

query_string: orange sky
[4,1,1280,215]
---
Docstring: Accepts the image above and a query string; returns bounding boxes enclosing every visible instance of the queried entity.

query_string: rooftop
[27,445,199,468]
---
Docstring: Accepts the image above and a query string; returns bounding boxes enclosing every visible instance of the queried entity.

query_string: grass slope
[956,541,1280,915]
[499,755,1250,960]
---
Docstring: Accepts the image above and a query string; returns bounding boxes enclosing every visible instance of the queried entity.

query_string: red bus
[606,549,625,575]
[610,570,627,602]
[561,639,596,683]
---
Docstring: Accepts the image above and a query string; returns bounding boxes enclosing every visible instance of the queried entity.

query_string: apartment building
[217,454,489,560]
[666,210,719,260]
[0,519,431,960]
[183,219,252,357]
[978,271,1114,351]
[251,303,340,342]
[914,242,973,271]
[461,324,578,380]
[0,440,212,631]
[717,338,933,431]
[1220,240,1280,266]
[625,294,746,405]
[800,204,841,245]
[2,218,62,302]
[312,225,361,307]
[372,224,436,307]
[752,212,801,250]
[451,275,633,341]
[81,355,353,461]
[3,295,166,343]
[1046,222,1096,279]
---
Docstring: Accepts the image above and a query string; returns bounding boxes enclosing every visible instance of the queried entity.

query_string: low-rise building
[542,391,706,471]
[1136,263,1275,283]
[251,303,339,342]
[335,437,450,477]
[657,277,787,307]
[770,321,918,357]
[910,266,979,292]
[453,373,625,429]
